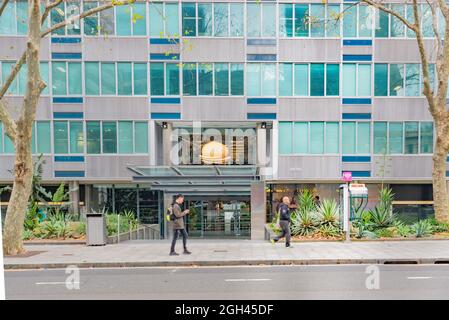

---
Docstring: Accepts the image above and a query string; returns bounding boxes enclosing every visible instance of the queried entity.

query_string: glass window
[279,63,293,96]
[295,4,309,37]
[66,1,81,35]
[389,122,403,154]
[214,3,228,37]
[133,2,147,36]
[101,63,116,95]
[390,64,404,96]
[150,63,164,96]
[100,7,115,35]
[102,122,117,154]
[247,3,261,37]
[215,63,229,96]
[18,63,27,95]
[326,64,339,96]
[293,122,308,154]
[70,121,84,154]
[374,64,388,96]
[68,62,82,95]
[343,64,356,96]
[420,122,433,153]
[0,123,4,153]
[326,4,340,37]
[182,3,196,37]
[135,122,148,153]
[36,121,51,154]
[358,64,371,96]
[375,8,389,38]
[230,63,244,95]
[310,122,324,154]
[343,4,357,37]
[310,64,324,96]
[116,5,132,36]
[52,62,67,95]
[406,4,415,38]
[117,62,132,95]
[54,121,69,154]
[134,63,147,95]
[51,2,65,35]
[17,0,28,35]
[119,121,133,154]
[149,3,164,37]
[294,64,308,96]
[87,121,101,154]
[262,64,276,96]
[166,63,179,95]
[4,134,14,153]
[422,4,434,37]
[262,3,276,37]
[2,62,18,95]
[326,122,339,153]
[247,64,261,96]
[84,1,98,35]
[357,122,371,154]
[199,63,213,95]
[166,3,179,36]
[310,4,325,38]
[279,4,293,37]
[230,3,243,37]
[0,1,15,34]
[342,122,356,154]
[390,4,405,37]
[374,122,387,154]
[279,122,293,154]
[404,122,419,154]
[183,63,197,95]
[405,64,420,96]
[198,3,212,36]
[358,5,373,37]
[85,62,100,95]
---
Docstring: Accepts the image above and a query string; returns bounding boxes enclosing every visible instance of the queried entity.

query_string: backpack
[166,205,176,222]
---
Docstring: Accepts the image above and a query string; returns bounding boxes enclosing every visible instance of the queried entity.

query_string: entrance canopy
[127,165,260,195]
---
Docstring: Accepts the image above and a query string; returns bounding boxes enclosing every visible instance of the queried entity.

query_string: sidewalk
[4,239,449,269]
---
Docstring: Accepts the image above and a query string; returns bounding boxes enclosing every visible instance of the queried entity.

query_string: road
[5,264,449,299]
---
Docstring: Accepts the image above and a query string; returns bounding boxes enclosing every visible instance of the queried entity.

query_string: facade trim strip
[54,156,85,162]
[342,54,372,62]
[151,112,181,119]
[342,98,372,105]
[51,52,82,59]
[342,113,372,120]
[150,38,180,44]
[247,113,277,120]
[247,54,277,61]
[247,98,276,104]
[150,97,181,104]
[53,97,83,104]
[343,39,372,46]
[51,37,82,44]
[342,170,371,178]
[342,156,371,162]
[54,171,85,178]
[150,53,180,61]
[53,112,84,119]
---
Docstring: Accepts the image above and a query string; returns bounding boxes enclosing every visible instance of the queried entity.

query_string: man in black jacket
[271,196,293,247]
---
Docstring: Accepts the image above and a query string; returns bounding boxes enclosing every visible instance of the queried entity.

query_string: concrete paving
[4,239,449,269]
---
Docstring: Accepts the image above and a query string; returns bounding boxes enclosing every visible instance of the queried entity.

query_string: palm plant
[317,199,339,228]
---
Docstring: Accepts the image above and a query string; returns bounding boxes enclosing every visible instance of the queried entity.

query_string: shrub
[318,225,341,238]
[291,210,318,236]
[395,222,412,238]
[411,220,433,238]
[317,199,339,228]
[23,230,34,240]
[369,207,394,229]
[351,223,377,239]
[375,228,395,238]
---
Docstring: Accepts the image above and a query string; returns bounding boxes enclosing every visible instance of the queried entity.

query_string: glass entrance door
[185,197,251,239]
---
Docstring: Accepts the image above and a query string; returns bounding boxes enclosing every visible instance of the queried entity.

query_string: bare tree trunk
[433,119,449,223]
[3,123,33,255]
[3,0,44,255]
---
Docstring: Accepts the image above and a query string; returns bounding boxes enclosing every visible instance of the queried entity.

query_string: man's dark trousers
[274,220,291,246]
[171,228,188,252]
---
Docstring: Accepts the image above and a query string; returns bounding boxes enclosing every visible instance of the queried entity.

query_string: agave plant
[352,223,377,239]
[378,187,394,216]
[369,206,394,229]
[318,224,341,238]
[296,189,317,215]
[291,210,318,236]
[411,220,433,238]
[317,199,339,228]
[394,222,412,238]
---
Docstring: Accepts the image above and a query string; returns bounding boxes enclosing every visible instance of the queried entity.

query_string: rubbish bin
[86,212,107,246]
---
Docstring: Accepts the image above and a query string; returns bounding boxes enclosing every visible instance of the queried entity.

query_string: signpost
[0,204,5,300]
[341,172,352,243]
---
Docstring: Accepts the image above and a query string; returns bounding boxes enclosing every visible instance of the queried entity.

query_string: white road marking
[407,276,432,280]
[225,278,271,282]
[35,282,80,285]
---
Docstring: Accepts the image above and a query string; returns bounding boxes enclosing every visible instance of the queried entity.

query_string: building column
[162,122,174,166]
[69,181,80,217]
[251,181,267,240]
[84,184,92,214]
[149,120,156,166]
[257,124,267,166]
[163,192,174,239]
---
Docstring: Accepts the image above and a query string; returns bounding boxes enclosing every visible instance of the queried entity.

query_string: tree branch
[0,100,17,141]
[360,0,418,32]
[0,0,10,18]
[42,0,64,25]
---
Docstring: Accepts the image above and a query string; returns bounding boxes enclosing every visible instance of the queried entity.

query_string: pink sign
[342,171,352,182]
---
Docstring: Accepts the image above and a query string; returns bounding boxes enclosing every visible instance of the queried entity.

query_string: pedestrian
[314,195,321,207]
[271,195,293,248]
[169,194,192,256]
